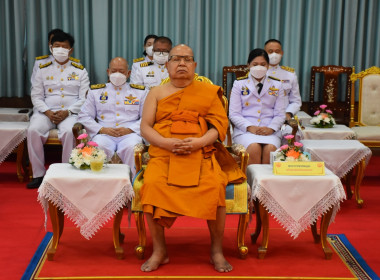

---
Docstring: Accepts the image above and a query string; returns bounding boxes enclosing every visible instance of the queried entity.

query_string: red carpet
[1,155,380,279]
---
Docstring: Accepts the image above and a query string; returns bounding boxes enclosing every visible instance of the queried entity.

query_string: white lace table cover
[247,164,346,239]
[302,140,372,178]
[296,111,312,125]
[38,163,134,239]
[0,121,29,164]
[0,108,32,122]
[302,124,356,140]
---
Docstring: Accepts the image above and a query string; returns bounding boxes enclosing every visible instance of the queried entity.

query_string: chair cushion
[351,126,380,140]
[48,129,59,139]
[360,74,380,126]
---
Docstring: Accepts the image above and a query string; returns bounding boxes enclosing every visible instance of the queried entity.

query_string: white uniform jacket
[129,60,168,89]
[78,82,148,138]
[229,74,287,139]
[267,65,302,115]
[31,59,89,114]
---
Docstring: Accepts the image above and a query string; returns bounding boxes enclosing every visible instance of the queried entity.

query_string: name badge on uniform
[67,72,79,81]
[100,92,108,103]
[146,71,155,77]
[124,94,139,105]
[241,86,250,95]
[268,87,279,97]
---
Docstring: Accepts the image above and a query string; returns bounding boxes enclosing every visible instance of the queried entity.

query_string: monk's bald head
[169,44,194,60]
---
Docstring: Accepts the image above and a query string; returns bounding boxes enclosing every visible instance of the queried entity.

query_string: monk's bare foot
[141,252,169,272]
[210,252,233,272]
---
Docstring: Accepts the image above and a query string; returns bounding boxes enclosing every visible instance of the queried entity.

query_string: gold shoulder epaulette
[268,76,281,81]
[130,84,145,90]
[71,62,84,70]
[281,66,295,73]
[90,84,106,90]
[39,61,52,69]
[140,61,154,67]
[69,57,80,63]
[133,57,145,63]
[35,55,49,60]
[237,74,248,80]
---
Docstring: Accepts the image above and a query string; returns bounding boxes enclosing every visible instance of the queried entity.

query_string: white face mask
[250,65,268,79]
[145,45,154,57]
[109,72,127,87]
[268,53,282,65]
[51,47,70,63]
[153,52,169,65]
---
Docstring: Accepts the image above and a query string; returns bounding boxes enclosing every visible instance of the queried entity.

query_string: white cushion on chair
[360,74,380,126]
[48,129,59,139]
[351,126,380,140]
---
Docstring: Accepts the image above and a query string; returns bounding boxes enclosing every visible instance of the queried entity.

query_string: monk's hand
[255,127,274,135]
[247,126,259,134]
[100,127,120,137]
[179,137,203,152]
[115,127,133,136]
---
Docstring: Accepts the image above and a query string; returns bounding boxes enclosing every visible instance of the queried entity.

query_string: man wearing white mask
[27,32,89,189]
[78,57,148,177]
[130,34,158,82]
[31,28,81,86]
[129,36,172,89]
[264,39,302,120]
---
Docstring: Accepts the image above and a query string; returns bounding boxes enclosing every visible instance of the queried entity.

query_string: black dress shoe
[26,177,44,189]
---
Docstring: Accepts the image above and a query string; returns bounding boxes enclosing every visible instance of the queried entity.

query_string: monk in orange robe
[140,44,239,273]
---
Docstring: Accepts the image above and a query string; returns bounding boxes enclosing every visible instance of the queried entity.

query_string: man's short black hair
[51,32,75,48]
[264,39,282,47]
[154,36,173,48]
[48,28,64,42]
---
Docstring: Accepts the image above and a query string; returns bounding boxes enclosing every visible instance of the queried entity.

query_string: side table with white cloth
[0,121,29,181]
[247,164,346,259]
[302,124,356,140]
[295,111,312,126]
[0,108,32,122]
[302,140,372,207]
[37,163,134,260]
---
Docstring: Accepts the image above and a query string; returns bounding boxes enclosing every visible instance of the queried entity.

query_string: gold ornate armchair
[309,65,353,125]
[131,74,250,259]
[349,66,380,147]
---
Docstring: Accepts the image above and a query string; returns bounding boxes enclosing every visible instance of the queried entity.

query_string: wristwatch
[68,110,72,116]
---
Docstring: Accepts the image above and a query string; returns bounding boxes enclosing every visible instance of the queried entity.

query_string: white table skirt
[0,121,29,164]
[247,164,346,238]
[0,108,32,122]
[38,163,134,239]
[302,124,356,140]
[302,140,372,178]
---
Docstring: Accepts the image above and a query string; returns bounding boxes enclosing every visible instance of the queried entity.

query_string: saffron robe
[140,80,240,225]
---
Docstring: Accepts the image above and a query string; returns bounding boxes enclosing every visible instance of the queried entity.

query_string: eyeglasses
[168,55,194,64]
[153,51,170,56]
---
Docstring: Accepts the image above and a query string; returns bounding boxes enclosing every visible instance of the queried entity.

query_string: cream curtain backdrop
[1,0,379,99]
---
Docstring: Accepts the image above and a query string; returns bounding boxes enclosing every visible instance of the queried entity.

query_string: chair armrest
[134,143,149,173]
[226,144,249,172]
[72,122,85,146]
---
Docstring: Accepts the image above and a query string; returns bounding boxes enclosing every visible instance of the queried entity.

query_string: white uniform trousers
[27,111,77,178]
[92,133,143,177]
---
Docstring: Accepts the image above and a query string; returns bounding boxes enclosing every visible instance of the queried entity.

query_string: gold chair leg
[134,212,146,259]
[320,207,333,259]
[258,202,269,259]
[47,201,61,261]
[237,212,249,259]
[311,221,320,243]
[354,159,366,208]
[113,208,124,259]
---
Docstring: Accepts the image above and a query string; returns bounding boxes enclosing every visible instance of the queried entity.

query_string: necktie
[257,83,263,94]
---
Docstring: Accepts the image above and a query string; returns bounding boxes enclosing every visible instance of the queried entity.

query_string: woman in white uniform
[229,48,287,164]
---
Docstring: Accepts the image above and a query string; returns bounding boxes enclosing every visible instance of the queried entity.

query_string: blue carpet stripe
[21,232,53,280]
[328,234,379,280]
